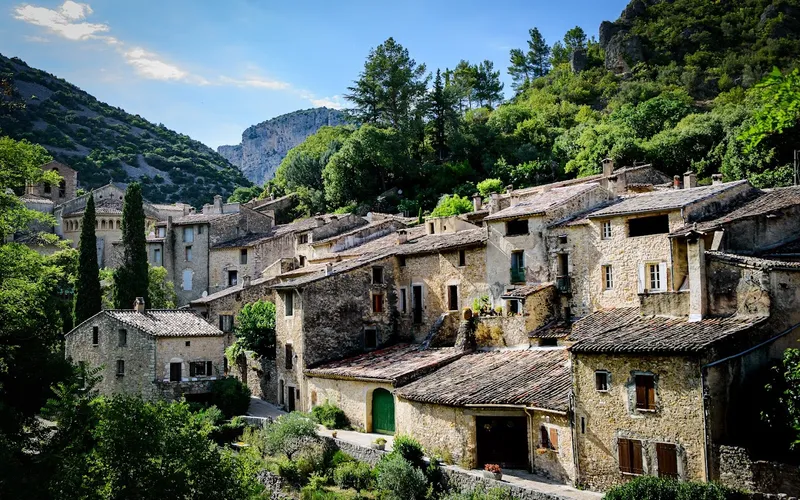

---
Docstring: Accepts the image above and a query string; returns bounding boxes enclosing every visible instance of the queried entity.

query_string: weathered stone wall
[154,335,225,382]
[167,222,211,306]
[209,247,259,295]
[253,233,297,276]
[573,353,705,490]
[718,445,800,497]
[706,260,771,317]
[34,161,78,205]
[395,397,477,466]
[275,287,305,409]
[65,314,158,400]
[530,412,575,483]
[525,286,556,332]
[308,377,394,432]
[232,352,277,401]
[638,291,689,317]
[203,283,276,334]
[478,316,527,347]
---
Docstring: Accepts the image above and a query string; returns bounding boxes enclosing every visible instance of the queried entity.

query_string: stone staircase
[420,313,448,349]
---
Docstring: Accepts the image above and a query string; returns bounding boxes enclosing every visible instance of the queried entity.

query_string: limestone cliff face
[218,107,347,185]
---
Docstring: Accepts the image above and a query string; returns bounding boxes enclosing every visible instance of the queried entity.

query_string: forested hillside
[0,54,249,208]
[265,0,800,218]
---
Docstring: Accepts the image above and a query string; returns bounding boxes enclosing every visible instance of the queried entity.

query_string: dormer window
[297,233,309,245]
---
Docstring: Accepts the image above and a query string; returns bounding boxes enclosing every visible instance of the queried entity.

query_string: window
[297,233,308,244]
[364,328,377,349]
[618,438,644,475]
[398,255,406,267]
[197,225,203,235]
[170,362,182,382]
[649,264,661,291]
[182,269,193,291]
[603,265,614,290]
[656,443,679,478]
[115,220,121,229]
[285,344,293,369]
[580,417,585,434]
[429,222,435,234]
[506,219,529,236]
[189,361,213,377]
[628,214,669,237]
[540,426,559,451]
[595,371,609,391]
[299,255,306,267]
[219,314,234,333]
[185,341,191,347]
[447,285,459,311]
[43,182,51,194]
[400,288,407,313]
[602,221,612,240]
[558,234,568,245]
[372,267,384,284]
[285,292,294,316]
[280,380,285,405]
[557,253,569,277]
[539,338,557,347]
[185,246,193,262]
[511,251,525,283]
[116,360,125,376]
[240,248,248,265]
[92,326,99,345]
[183,226,194,243]
[228,270,238,286]
[635,374,656,410]
[508,299,520,315]
[458,249,466,267]
[156,226,166,238]
[118,329,127,347]
[153,247,162,265]
[372,293,384,313]
[58,179,66,198]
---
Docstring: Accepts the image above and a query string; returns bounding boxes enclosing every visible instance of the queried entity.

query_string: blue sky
[2,0,629,149]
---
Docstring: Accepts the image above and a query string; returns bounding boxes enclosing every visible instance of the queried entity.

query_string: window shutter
[549,428,559,451]
[207,361,213,375]
[631,440,644,474]
[647,381,656,409]
[658,262,668,291]
[618,438,631,473]
[636,380,647,409]
[189,363,196,376]
[657,443,678,478]
[540,426,549,448]
[637,264,645,293]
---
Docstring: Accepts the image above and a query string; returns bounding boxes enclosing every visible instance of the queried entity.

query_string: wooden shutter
[636,375,655,410]
[631,439,644,474]
[549,428,559,451]
[285,344,293,369]
[637,264,645,293]
[658,262,668,291]
[635,378,647,409]
[540,426,549,448]
[206,361,213,376]
[647,380,656,409]
[657,443,678,478]
[189,362,196,376]
[618,438,631,473]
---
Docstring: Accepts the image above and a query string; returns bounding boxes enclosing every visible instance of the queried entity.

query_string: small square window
[116,360,125,376]
[365,328,377,349]
[228,270,238,286]
[602,221,612,240]
[558,234,568,245]
[118,329,127,347]
[458,249,466,267]
[219,315,233,333]
[183,227,194,243]
[372,267,384,284]
[506,219,529,236]
[635,374,656,410]
[185,341,191,347]
[198,225,203,235]
[92,326,99,345]
[508,299,520,315]
[156,226,166,238]
[595,371,609,391]
[297,233,308,244]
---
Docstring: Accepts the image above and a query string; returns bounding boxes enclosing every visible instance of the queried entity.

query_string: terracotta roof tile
[100,310,223,337]
[501,282,554,299]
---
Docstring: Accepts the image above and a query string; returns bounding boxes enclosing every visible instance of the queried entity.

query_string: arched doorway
[372,388,395,434]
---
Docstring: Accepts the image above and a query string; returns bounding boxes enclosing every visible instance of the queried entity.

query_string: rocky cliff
[218,107,348,185]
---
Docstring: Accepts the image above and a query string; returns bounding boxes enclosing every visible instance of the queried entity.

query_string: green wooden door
[372,389,395,434]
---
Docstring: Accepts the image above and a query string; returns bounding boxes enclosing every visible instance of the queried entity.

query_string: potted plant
[331,430,338,439]
[483,463,502,481]
[372,437,387,450]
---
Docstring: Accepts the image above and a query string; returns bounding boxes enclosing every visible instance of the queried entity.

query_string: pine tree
[114,183,149,309]
[427,69,458,161]
[73,192,102,324]
[508,28,551,91]
[473,60,504,108]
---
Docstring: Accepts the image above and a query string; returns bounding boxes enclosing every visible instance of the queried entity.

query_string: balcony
[556,275,571,294]
[510,267,526,284]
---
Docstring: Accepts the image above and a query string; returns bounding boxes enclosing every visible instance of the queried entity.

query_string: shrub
[261,412,319,460]
[603,476,746,500]
[430,194,474,217]
[376,454,428,500]
[391,434,425,468]
[333,461,374,490]
[273,457,301,484]
[328,449,355,470]
[312,400,349,429]
[209,377,251,418]
[441,486,516,500]
[476,178,505,197]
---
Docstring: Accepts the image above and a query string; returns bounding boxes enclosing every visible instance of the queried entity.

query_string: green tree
[447,60,478,111]
[550,41,569,66]
[476,178,504,197]
[508,28,550,91]
[227,185,263,203]
[473,60,504,109]
[73,192,101,325]
[508,49,534,91]
[430,194,474,217]
[427,69,459,161]
[258,412,319,460]
[741,67,800,148]
[148,265,177,308]
[235,299,276,358]
[113,182,149,309]
[563,26,587,53]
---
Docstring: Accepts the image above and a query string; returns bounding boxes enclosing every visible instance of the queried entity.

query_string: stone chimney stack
[687,236,707,322]
[133,297,145,313]
[213,195,223,213]
[315,217,325,227]
[489,193,500,215]
[712,173,723,186]
[397,229,408,244]
[602,158,614,178]
[673,175,682,190]
[684,171,697,189]
[472,193,482,212]
[242,275,251,288]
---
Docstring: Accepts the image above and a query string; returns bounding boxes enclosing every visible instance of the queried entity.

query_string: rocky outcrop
[218,107,348,185]
[570,48,588,73]
[598,0,662,73]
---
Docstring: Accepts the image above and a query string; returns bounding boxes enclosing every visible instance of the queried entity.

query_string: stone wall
[478,316,528,347]
[155,335,226,382]
[65,313,158,400]
[209,247,260,295]
[573,353,706,490]
[232,353,277,401]
[395,398,477,466]
[719,445,800,497]
[307,377,394,432]
[530,412,575,483]
[638,291,689,317]
[167,221,211,306]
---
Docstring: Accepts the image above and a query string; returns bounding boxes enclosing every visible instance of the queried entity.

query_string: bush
[476,178,505,197]
[328,449,356,470]
[312,400,349,429]
[375,454,428,500]
[273,457,301,484]
[332,461,374,490]
[391,434,425,468]
[430,194,474,217]
[209,377,251,418]
[261,412,319,460]
[603,476,746,500]
[441,486,516,500]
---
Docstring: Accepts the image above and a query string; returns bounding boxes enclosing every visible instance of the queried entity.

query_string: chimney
[315,216,325,227]
[684,171,697,189]
[489,192,500,215]
[505,184,514,194]
[602,158,614,178]
[242,275,251,288]
[712,173,723,186]
[673,175,682,190]
[687,236,707,322]
[325,262,334,276]
[611,172,627,195]
[397,229,408,244]
[166,215,173,234]
[133,297,145,313]
[190,207,197,215]
[214,195,223,213]
[472,193,482,212]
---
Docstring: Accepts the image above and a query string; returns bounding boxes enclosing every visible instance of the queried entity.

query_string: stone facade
[307,377,395,432]
[572,353,706,490]
[718,445,800,497]
[28,160,78,205]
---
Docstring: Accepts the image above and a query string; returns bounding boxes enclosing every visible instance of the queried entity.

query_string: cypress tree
[114,183,149,308]
[73,192,101,324]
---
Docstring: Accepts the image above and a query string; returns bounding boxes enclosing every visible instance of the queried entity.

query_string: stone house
[64,298,226,401]
[396,347,575,482]
[26,160,78,204]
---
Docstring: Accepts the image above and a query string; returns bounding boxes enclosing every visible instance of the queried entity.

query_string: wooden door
[170,362,181,382]
[372,388,395,434]
[412,285,423,324]
[288,386,296,412]
[476,416,528,469]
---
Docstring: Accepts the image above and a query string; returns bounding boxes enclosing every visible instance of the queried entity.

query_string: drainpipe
[700,320,800,481]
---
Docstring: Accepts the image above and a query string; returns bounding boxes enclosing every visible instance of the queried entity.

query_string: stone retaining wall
[719,445,800,498]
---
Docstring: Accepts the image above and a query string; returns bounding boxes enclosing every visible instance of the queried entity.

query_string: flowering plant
[484,464,502,474]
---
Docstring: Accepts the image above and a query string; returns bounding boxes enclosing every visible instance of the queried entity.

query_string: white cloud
[310,95,344,109]
[124,47,192,82]
[14,1,108,40]
[219,75,290,90]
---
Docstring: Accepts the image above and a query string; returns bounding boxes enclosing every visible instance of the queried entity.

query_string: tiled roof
[588,181,749,218]
[211,213,348,249]
[512,174,604,196]
[484,183,601,221]
[397,348,571,411]
[763,236,800,257]
[501,282,554,299]
[670,186,800,236]
[99,309,223,337]
[21,193,54,203]
[528,320,573,339]
[331,225,427,257]
[706,251,800,270]
[189,276,275,304]
[305,343,465,386]
[169,212,239,225]
[310,219,395,246]
[67,197,160,218]
[567,308,766,354]
[212,232,272,249]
